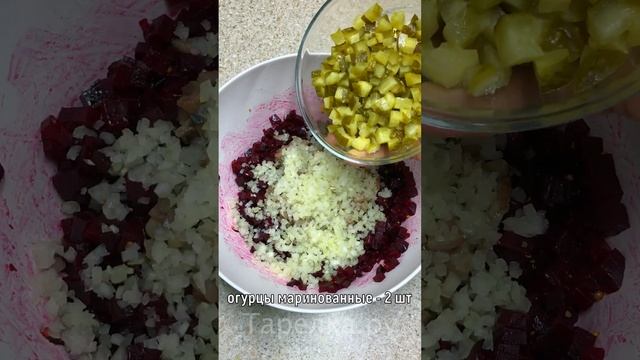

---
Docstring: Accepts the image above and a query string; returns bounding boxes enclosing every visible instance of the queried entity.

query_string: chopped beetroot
[58,107,101,130]
[40,2,217,356]
[488,120,629,360]
[581,347,605,360]
[41,116,74,162]
[0,162,4,182]
[287,279,307,291]
[52,168,94,201]
[567,327,597,359]
[466,342,494,360]
[135,42,174,75]
[100,98,137,134]
[139,15,176,49]
[592,249,625,293]
[80,79,113,107]
[127,344,162,360]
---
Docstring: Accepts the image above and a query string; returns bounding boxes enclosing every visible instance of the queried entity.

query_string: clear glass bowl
[423,48,640,134]
[295,0,421,166]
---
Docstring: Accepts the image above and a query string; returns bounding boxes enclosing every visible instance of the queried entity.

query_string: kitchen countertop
[218,1,421,359]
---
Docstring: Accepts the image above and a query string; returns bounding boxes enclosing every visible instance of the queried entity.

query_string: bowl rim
[294,0,421,166]
[218,53,421,314]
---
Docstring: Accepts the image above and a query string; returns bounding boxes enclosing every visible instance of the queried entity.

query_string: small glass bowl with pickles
[422,0,640,133]
[295,1,421,166]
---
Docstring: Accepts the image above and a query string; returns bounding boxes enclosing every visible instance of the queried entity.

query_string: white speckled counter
[219,1,421,359]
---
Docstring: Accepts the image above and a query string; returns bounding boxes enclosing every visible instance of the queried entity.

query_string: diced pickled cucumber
[423,0,440,41]
[311,4,421,153]
[466,64,511,96]
[424,44,479,88]
[333,126,352,147]
[587,0,640,52]
[387,137,401,151]
[364,3,383,22]
[441,0,502,48]
[628,19,640,47]
[495,14,547,66]
[541,22,587,62]
[534,49,573,92]
[574,46,627,92]
[538,0,571,13]
[353,81,373,97]
[562,0,589,22]
[390,11,405,29]
[469,0,501,11]
[501,0,535,11]
[351,136,371,151]
[421,0,637,97]
[375,127,392,143]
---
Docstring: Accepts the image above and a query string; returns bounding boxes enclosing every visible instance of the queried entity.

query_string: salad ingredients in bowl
[231,111,417,293]
[297,0,422,165]
[219,54,421,312]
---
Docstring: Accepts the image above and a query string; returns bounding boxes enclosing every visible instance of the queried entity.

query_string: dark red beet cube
[286,279,307,291]
[41,116,74,162]
[101,98,135,134]
[584,154,623,203]
[564,120,590,140]
[120,217,146,248]
[581,347,605,360]
[52,168,89,201]
[58,107,101,130]
[80,79,113,107]
[494,343,520,359]
[107,57,137,92]
[61,216,88,245]
[175,52,209,76]
[127,344,162,360]
[466,342,494,360]
[589,201,630,238]
[593,248,625,293]
[494,232,535,265]
[494,310,528,346]
[382,258,399,271]
[577,136,604,159]
[139,15,176,48]
[135,42,173,75]
[567,327,597,359]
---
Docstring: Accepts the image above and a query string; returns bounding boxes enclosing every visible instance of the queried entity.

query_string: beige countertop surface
[219,1,421,359]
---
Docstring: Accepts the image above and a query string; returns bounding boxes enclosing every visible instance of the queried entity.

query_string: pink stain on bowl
[0,0,162,358]
[218,88,421,291]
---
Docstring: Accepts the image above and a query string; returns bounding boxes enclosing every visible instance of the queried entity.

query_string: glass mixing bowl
[295,0,421,166]
[423,46,640,134]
